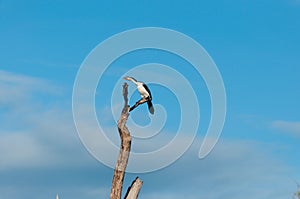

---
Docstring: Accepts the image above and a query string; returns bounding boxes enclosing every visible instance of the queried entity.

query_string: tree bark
[110,83,143,199]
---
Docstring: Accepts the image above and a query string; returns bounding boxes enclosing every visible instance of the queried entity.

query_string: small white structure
[56,194,59,199]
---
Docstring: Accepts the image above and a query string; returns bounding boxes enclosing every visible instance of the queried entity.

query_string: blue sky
[1,0,300,198]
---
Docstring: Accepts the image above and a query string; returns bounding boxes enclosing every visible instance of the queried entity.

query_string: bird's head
[123,76,131,81]
[123,76,138,83]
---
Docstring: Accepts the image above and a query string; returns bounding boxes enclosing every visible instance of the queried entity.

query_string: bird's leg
[129,98,148,112]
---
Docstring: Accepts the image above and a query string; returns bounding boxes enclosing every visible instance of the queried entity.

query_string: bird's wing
[143,84,152,100]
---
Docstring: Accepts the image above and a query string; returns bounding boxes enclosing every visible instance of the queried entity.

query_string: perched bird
[124,76,154,114]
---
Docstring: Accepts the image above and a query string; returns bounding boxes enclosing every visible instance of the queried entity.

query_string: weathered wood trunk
[124,177,143,199]
[109,83,143,199]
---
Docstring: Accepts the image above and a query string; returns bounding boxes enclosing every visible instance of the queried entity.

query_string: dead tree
[110,83,143,199]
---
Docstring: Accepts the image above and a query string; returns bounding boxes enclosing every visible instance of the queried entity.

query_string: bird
[123,76,154,114]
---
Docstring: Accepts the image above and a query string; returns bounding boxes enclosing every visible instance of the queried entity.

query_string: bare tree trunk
[110,83,143,199]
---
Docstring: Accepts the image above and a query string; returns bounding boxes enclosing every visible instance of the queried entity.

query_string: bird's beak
[123,76,129,80]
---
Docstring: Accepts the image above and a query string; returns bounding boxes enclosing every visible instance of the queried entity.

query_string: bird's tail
[147,100,154,114]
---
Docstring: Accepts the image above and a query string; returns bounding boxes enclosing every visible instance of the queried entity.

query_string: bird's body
[137,83,151,99]
[124,76,154,114]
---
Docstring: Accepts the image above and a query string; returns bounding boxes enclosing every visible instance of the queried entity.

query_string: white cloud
[135,138,294,199]
[0,112,82,171]
[0,70,90,171]
[0,133,45,169]
[0,70,58,105]
[0,70,297,199]
[271,120,300,137]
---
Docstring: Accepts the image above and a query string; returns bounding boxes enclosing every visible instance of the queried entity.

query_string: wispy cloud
[271,120,300,137]
[0,70,297,199]
[0,70,86,171]
[0,70,60,108]
[288,0,300,6]
[136,138,294,199]
[0,132,49,170]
